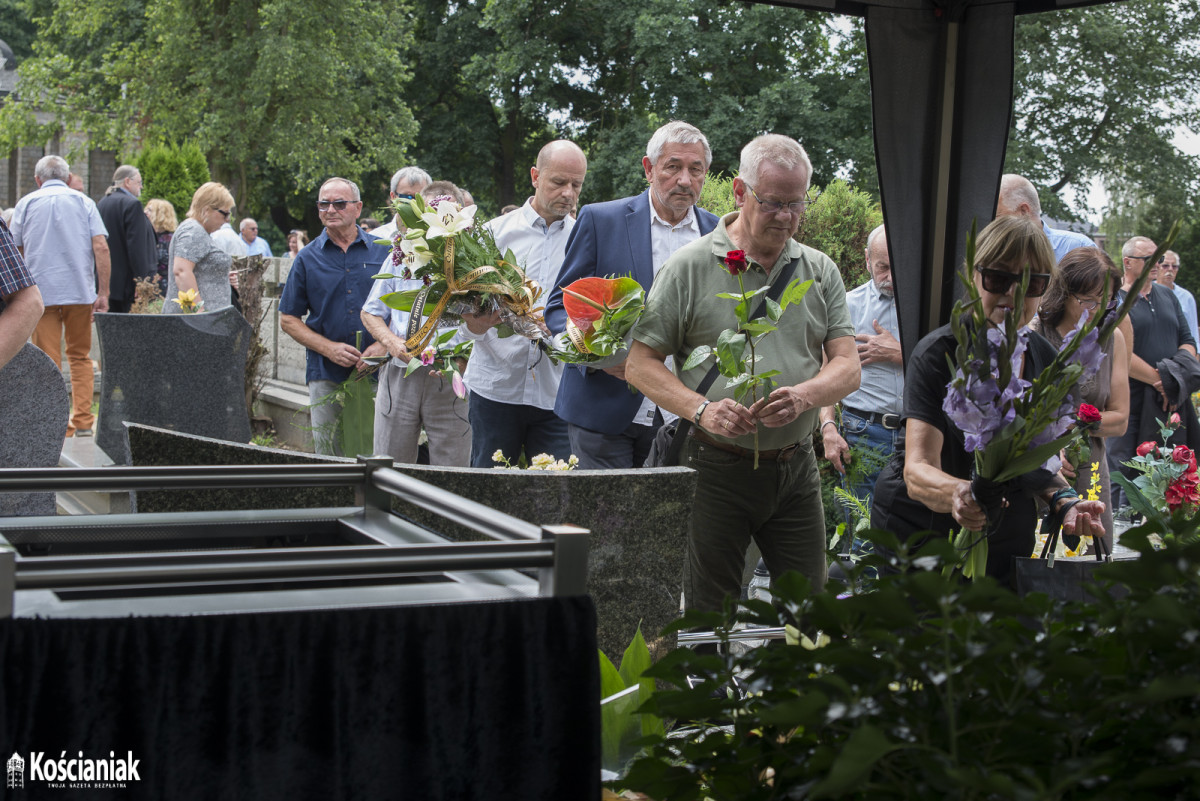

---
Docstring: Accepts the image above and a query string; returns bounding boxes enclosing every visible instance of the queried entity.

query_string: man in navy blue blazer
[544,121,719,469]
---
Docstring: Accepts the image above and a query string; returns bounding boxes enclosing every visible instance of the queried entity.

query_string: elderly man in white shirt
[10,154,110,437]
[360,181,473,466]
[819,225,903,559]
[460,140,587,467]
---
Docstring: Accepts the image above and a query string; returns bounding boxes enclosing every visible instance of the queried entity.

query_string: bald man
[997,174,1094,263]
[460,140,587,466]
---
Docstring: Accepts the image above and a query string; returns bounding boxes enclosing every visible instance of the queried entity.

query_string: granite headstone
[95,307,253,465]
[127,424,695,662]
[0,343,69,515]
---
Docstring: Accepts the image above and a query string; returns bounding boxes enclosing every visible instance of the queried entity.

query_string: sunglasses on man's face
[317,199,357,211]
[978,266,1051,298]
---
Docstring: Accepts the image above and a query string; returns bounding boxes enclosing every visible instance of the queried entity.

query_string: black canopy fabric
[758,0,1121,355]
[0,597,600,800]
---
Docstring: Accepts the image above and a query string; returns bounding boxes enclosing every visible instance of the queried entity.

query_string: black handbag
[644,255,801,468]
[1011,500,1124,601]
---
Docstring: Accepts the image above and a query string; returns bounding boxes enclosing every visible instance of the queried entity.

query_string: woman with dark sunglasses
[870,216,1105,585]
[1031,248,1130,551]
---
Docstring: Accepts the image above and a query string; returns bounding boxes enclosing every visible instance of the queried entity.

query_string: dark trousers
[567,417,661,470]
[467,392,570,468]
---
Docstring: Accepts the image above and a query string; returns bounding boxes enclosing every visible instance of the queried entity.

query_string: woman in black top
[870,216,1105,584]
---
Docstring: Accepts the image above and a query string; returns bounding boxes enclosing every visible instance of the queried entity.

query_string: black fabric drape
[865,3,1015,358]
[1,596,599,800]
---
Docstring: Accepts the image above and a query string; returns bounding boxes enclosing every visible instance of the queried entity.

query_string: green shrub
[620,522,1200,799]
[799,179,883,291]
[135,142,212,217]
[699,173,737,218]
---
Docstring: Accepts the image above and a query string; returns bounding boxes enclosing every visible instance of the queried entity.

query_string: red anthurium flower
[561,276,642,333]
[1078,404,1102,424]
[723,250,749,276]
[1136,441,1158,457]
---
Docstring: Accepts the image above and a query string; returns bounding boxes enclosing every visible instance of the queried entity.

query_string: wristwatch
[693,400,711,428]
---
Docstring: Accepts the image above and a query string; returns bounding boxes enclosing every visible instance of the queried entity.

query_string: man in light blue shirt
[997,174,1093,263]
[238,218,273,258]
[820,225,902,560]
[360,180,472,466]
[461,141,587,467]
[1156,250,1199,347]
[10,154,110,437]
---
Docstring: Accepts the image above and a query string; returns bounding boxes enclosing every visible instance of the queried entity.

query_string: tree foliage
[1007,0,1200,222]
[1,0,418,231]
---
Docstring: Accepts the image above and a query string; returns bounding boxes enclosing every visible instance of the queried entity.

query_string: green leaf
[741,321,777,336]
[681,345,713,372]
[403,358,422,377]
[779,278,814,310]
[380,290,418,313]
[811,724,898,798]
[765,297,783,322]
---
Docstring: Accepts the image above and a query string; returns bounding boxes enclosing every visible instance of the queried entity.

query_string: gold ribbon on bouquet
[403,237,546,353]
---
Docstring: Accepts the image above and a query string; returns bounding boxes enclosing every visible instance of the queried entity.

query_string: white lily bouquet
[374,195,546,353]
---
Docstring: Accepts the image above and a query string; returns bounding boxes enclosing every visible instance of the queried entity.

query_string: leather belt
[690,428,803,463]
[843,405,902,430]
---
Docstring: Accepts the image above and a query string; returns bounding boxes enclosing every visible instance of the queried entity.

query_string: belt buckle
[881,413,901,430]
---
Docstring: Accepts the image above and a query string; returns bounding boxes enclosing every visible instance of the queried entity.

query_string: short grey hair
[646,121,712,169]
[1166,249,1181,267]
[112,164,139,184]
[239,217,257,232]
[999,174,1042,217]
[737,134,812,193]
[390,166,432,195]
[35,155,70,183]
[320,177,361,201]
[1122,236,1155,259]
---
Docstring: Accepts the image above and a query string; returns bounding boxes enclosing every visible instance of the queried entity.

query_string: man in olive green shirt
[628,133,860,613]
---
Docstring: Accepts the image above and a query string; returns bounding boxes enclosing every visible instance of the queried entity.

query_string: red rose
[723,250,749,276]
[1172,445,1193,465]
[1170,412,1183,427]
[1136,441,1157,457]
[1078,404,1102,424]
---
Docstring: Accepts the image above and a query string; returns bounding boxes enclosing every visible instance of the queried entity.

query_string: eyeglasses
[978,266,1051,298]
[1072,294,1102,311]
[214,208,231,219]
[745,185,815,215]
[394,193,415,200]
[317,199,358,211]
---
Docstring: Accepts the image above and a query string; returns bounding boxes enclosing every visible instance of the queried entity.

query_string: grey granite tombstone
[127,424,695,662]
[0,343,69,515]
[95,307,253,465]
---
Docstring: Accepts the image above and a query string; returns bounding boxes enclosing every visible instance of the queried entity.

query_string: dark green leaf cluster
[620,522,1200,800]
[134,142,211,217]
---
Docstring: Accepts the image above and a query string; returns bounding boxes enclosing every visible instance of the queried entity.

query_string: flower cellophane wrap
[938,222,1174,579]
[543,275,645,366]
[373,195,546,353]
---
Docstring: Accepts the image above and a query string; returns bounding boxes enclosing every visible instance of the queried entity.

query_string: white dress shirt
[633,195,701,425]
[462,200,573,410]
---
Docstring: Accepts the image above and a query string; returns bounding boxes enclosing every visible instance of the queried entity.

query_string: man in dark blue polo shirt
[280,177,391,455]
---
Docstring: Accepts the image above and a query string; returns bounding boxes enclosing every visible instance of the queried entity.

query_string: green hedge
[134,142,211,218]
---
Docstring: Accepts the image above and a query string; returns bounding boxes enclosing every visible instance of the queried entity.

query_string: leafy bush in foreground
[621,525,1200,800]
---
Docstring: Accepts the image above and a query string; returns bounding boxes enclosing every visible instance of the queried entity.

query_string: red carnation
[1078,404,1102,424]
[723,250,749,276]
[1172,445,1193,465]
[1136,441,1157,457]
